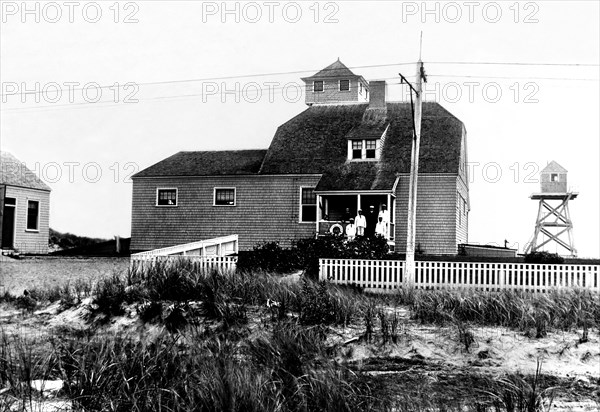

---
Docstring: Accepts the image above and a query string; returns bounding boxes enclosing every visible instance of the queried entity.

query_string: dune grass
[1,260,598,411]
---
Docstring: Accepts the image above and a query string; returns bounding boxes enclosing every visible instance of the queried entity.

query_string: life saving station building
[131,60,469,254]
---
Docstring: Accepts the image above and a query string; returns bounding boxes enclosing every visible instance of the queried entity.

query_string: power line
[3,70,598,113]
[2,60,597,99]
[3,76,406,113]
[428,74,599,81]
[427,61,599,67]
[0,62,418,98]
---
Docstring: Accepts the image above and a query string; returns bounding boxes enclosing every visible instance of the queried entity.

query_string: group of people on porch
[344,204,390,240]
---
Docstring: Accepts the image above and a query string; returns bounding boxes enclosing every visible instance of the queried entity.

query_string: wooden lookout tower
[525,161,577,256]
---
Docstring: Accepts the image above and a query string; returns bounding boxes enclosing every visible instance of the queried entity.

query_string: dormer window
[365,140,376,158]
[313,81,324,92]
[349,139,380,161]
[352,141,362,159]
[339,79,350,91]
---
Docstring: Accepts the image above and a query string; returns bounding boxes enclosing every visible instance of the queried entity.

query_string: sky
[0,0,598,257]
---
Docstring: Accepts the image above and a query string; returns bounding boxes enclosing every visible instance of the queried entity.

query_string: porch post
[387,193,391,238]
[316,194,321,236]
[357,194,361,214]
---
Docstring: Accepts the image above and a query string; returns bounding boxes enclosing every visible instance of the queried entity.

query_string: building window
[214,188,236,206]
[157,188,177,206]
[300,188,316,222]
[313,81,324,92]
[26,200,39,231]
[339,79,350,91]
[551,173,559,182]
[349,139,379,160]
[359,82,363,95]
[352,140,362,159]
[365,140,377,159]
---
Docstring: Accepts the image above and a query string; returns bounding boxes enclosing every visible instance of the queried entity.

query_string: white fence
[131,255,237,272]
[130,235,238,260]
[319,258,600,293]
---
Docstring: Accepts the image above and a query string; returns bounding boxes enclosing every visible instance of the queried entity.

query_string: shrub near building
[236,235,389,278]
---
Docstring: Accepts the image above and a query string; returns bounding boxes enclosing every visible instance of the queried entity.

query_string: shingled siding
[456,175,469,245]
[5,186,50,254]
[131,175,322,252]
[394,174,460,255]
[304,78,367,105]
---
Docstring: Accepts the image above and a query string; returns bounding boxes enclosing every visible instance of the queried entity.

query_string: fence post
[318,258,322,281]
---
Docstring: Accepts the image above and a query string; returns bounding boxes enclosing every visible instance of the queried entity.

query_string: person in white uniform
[378,204,390,238]
[355,209,366,236]
[375,216,387,239]
[345,218,357,241]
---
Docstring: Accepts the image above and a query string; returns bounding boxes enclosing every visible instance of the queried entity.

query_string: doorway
[2,198,16,249]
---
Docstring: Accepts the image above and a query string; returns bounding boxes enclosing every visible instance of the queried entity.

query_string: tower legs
[526,194,576,257]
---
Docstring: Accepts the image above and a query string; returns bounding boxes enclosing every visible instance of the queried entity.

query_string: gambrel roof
[0,151,51,191]
[133,102,465,192]
[260,102,464,191]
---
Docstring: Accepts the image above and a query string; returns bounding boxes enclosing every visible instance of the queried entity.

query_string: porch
[315,192,396,246]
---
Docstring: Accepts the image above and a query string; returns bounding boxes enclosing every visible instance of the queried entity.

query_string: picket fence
[319,258,600,293]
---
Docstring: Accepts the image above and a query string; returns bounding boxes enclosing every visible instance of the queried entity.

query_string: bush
[296,234,389,280]
[92,273,130,317]
[524,251,564,264]
[297,278,337,325]
[237,242,300,273]
[237,235,390,278]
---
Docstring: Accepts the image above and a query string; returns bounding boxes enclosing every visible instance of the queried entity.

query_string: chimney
[369,81,387,108]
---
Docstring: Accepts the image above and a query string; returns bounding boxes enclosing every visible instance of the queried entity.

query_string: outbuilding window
[26,200,39,231]
[214,188,236,206]
[300,187,316,222]
[551,173,559,182]
[157,188,177,206]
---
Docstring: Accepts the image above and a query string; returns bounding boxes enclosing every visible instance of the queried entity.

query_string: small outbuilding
[0,152,51,254]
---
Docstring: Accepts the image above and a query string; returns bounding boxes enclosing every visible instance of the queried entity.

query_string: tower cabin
[540,161,568,193]
[301,59,370,105]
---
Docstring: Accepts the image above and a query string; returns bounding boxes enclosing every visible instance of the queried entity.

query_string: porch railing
[130,235,239,272]
[318,221,395,241]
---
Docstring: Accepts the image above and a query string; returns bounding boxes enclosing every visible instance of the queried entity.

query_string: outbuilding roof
[0,151,51,191]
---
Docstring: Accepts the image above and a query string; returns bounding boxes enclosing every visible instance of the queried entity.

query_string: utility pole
[401,33,426,287]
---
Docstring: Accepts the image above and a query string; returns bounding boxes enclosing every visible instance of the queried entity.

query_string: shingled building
[1,152,51,254]
[131,60,469,254]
